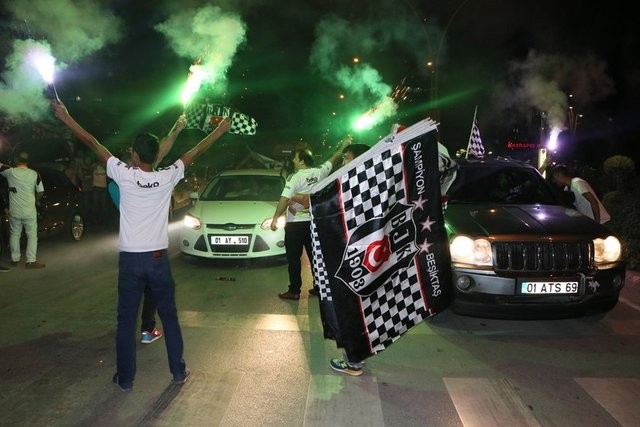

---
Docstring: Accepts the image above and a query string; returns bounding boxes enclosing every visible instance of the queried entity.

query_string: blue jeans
[116,250,186,384]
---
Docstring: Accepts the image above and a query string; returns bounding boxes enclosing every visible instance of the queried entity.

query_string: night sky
[0,0,638,166]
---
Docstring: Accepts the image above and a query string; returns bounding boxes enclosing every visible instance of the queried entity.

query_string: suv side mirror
[558,189,575,207]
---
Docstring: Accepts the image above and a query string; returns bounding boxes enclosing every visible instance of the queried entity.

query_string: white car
[180,169,288,259]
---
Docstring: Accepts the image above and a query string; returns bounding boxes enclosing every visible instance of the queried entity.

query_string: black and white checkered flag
[309,118,453,362]
[466,109,485,159]
[185,103,258,136]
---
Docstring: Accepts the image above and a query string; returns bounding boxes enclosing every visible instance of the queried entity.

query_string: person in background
[0,175,10,272]
[53,100,230,392]
[287,143,370,212]
[271,137,353,300]
[550,165,610,224]
[91,160,109,228]
[64,158,80,187]
[0,152,46,269]
[77,154,94,225]
[285,142,371,299]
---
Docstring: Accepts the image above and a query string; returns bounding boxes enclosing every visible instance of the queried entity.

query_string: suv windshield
[200,175,284,202]
[447,165,559,205]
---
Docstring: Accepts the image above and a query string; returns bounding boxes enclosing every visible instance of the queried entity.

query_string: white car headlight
[594,236,622,263]
[261,216,286,230]
[450,235,493,266]
[183,213,201,230]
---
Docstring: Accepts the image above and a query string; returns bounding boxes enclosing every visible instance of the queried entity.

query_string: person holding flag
[309,119,455,377]
[0,152,46,269]
[52,100,230,392]
[270,136,353,300]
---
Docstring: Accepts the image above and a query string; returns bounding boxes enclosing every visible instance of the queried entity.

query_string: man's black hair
[132,133,159,164]
[343,143,369,158]
[14,151,29,164]
[550,164,571,177]
[294,148,314,167]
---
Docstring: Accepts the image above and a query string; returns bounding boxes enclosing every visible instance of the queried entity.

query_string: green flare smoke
[155,5,247,102]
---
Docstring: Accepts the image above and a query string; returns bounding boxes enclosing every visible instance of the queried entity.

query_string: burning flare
[353,96,397,131]
[181,58,209,107]
[28,46,59,100]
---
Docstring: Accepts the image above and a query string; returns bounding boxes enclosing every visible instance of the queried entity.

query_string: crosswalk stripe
[179,311,309,331]
[619,297,640,313]
[444,377,542,427]
[575,377,640,427]
[304,374,385,427]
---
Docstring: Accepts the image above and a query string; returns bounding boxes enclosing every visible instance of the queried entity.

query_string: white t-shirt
[281,160,332,222]
[1,166,44,219]
[570,177,610,224]
[107,156,184,252]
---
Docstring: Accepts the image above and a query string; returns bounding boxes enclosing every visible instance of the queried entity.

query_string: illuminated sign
[506,140,543,150]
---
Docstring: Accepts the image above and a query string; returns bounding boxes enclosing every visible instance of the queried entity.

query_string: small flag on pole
[185,103,258,135]
[466,106,485,159]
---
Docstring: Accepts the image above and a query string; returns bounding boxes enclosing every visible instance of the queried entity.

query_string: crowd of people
[1,103,614,388]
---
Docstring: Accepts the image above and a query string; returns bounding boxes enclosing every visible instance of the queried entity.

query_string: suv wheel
[68,213,84,241]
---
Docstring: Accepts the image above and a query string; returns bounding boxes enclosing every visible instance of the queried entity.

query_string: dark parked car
[170,172,203,219]
[444,158,625,319]
[1,165,84,259]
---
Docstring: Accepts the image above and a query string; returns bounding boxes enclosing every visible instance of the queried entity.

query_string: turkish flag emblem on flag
[209,115,225,126]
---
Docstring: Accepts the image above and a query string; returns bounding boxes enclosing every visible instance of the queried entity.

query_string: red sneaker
[141,328,163,344]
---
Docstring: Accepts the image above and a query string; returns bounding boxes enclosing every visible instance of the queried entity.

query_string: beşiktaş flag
[185,103,258,135]
[309,119,453,363]
[466,115,485,159]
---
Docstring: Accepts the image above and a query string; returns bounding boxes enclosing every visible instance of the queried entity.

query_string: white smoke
[492,50,615,129]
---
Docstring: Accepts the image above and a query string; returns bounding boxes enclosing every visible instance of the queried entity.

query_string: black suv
[1,165,84,259]
[444,158,625,319]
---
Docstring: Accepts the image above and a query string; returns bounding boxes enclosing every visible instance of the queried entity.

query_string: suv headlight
[183,213,201,230]
[449,236,493,266]
[594,236,622,263]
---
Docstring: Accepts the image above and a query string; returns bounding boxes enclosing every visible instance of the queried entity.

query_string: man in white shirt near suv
[550,165,610,224]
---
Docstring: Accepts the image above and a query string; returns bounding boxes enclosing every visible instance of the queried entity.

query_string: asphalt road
[1,219,640,427]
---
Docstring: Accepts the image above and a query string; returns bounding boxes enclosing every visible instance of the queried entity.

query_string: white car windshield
[200,175,284,202]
